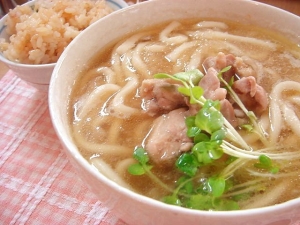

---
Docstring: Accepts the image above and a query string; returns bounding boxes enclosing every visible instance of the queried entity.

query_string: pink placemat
[0,71,127,225]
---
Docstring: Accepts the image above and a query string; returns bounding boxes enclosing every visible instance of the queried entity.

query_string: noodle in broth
[69,19,300,210]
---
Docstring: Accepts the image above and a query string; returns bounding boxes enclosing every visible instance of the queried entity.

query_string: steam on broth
[69,19,300,210]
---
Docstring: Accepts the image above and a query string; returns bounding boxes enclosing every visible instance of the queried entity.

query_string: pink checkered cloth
[0,70,127,225]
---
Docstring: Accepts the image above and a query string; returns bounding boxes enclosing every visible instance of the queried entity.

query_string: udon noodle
[69,19,300,210]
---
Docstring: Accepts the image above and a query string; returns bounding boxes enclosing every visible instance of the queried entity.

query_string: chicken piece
[202,52,236,82]
[232,76,268,115]
[145,108,193,166]
[198,67,227,101]
[140,79,187,116]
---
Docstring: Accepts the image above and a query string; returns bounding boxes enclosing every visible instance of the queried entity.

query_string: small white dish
[0,0,128,91]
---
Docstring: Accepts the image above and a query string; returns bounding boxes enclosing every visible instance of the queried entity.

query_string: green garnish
[128,147,173,192]
[127,147,152,175]
[208,176,226,197]
[127,67,296,211]
[176,153,199,177]
[254,154,279,174]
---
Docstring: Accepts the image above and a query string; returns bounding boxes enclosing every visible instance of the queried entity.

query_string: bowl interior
[49,0,300,224]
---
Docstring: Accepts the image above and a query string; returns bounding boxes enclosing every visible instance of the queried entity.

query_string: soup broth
[69,19,300,210]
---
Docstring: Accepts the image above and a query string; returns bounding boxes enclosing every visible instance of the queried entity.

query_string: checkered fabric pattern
[0,71,127,225]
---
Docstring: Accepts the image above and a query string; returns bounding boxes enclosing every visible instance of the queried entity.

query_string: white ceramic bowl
[0,0,128,91]
[49,0,300,224]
